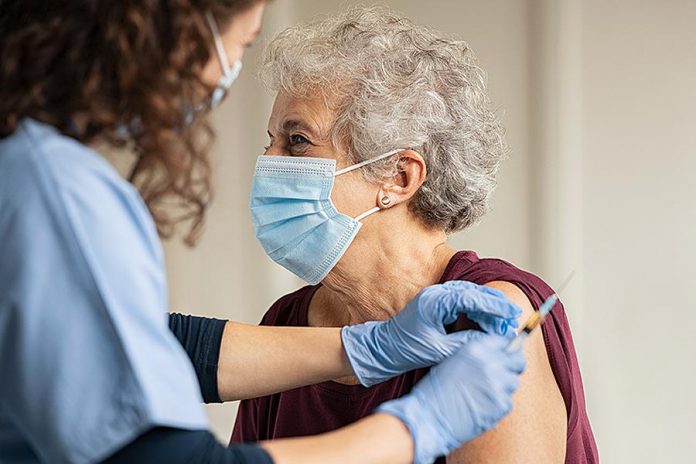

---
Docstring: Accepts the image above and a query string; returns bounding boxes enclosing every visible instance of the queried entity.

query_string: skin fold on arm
[446,281,567,464]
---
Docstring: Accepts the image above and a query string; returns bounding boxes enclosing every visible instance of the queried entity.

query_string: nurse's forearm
[262,413,414,464]
[217,321,353,401]
[103,414,413,464]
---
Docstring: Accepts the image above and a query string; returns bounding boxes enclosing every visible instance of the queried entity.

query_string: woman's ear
[376,149,427,209]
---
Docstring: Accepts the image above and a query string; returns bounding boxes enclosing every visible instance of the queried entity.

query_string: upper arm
[0,134,207,462]
[446,281,567,464]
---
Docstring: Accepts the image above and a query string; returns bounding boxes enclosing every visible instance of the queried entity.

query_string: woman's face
[200,3,265,89]
[264,92,383,220]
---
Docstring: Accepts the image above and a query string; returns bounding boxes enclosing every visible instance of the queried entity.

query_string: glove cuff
[340,323,392,387]
[376,392,449,464]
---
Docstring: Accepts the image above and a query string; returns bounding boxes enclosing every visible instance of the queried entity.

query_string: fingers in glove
[447,285,522,322]
[445,329,488,349]
[506,349,527,374]
[466,311,520,337]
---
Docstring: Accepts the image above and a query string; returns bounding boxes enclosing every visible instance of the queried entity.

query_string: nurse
[0,2,526,464]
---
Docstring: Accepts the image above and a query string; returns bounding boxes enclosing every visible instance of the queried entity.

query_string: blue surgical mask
[250,149,404,284]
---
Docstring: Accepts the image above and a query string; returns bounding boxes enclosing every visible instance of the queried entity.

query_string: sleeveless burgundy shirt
[231,251,598,463]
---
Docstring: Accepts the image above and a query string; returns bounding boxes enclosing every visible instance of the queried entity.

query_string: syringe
[506,271,575,352]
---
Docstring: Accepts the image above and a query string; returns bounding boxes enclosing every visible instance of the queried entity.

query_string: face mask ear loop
[334,148,406,177]
[354,206,382,222]
[205,11,232,76]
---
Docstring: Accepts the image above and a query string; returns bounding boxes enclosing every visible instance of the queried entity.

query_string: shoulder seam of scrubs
[20,123,151,419]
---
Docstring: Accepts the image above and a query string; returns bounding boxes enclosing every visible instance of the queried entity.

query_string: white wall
[163,1,696,460]
[580,1,696,461]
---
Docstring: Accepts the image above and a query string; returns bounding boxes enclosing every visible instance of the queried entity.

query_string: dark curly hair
[0,0,265,245]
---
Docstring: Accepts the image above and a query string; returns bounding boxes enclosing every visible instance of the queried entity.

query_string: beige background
[163,1,696,462]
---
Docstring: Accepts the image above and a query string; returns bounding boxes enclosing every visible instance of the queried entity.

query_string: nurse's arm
[263,412,413,464]
[218,322,352,401]
[169,313,352,402]
[104,413,413,464]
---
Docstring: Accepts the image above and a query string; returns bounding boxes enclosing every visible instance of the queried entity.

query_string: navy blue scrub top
[0,119,209,463]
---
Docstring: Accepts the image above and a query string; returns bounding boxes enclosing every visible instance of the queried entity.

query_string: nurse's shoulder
[0,118,156,241]
[0,119,208,463]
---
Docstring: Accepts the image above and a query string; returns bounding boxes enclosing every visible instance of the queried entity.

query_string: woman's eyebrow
[282,119,317,138]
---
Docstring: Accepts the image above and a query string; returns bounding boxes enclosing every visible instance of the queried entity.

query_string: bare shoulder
[446,280,567,463]
[485,281,536,318]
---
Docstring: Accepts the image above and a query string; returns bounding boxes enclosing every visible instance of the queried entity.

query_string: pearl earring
[380,196,391,206]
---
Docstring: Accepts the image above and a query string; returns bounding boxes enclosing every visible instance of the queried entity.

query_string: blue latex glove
[378,333,526,464]
[341,280,521,387]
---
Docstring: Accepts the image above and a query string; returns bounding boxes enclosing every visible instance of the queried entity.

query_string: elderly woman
[232,7,597,464]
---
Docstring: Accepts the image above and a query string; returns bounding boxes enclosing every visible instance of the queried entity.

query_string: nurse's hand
[377,333,526,464]
[341,280,520,387]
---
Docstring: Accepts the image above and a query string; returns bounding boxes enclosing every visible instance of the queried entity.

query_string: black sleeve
[103,428,274,464]
[169,313,227,403]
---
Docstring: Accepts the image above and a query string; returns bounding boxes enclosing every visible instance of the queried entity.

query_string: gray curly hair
[261,6,508,232]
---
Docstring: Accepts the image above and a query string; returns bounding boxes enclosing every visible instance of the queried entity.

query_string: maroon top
[231,251,598,463]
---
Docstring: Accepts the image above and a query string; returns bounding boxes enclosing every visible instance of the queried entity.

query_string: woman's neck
[309,220,457,327]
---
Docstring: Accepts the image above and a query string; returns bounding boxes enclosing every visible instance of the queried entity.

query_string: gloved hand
[377,333,526,464]
[341,280,520,387]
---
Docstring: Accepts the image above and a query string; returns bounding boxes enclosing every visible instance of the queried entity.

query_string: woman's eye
[289,134,310,146]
